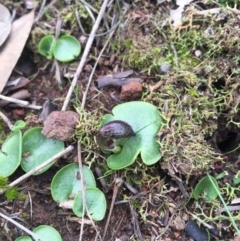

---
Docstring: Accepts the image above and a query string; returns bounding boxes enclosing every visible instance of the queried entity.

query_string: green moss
[142,70,229,176]
[5,187,26,201]
[75,107,103,165]
[5,187,18,201]
[0,176,8,189]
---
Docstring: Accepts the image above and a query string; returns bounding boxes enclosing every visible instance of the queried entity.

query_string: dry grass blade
[62,0,110,111]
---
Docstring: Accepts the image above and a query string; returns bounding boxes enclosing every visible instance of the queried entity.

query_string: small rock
[116,234,130,241]
[194,50,202,57]
[119,82,142,101]
[39,99,58,122]
[12,109,25,117]
[174,215,185,230]
[160,62,171,74]
[185,220,208,241]
[42,111,79,141]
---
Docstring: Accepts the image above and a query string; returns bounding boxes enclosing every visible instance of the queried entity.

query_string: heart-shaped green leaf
[38,35,55,59]
[12,120,26,132]
[0,130,22,177]
[33,225,62,241]
[15,225,62,241]
[73,187,106,221]
[53,35,81,62]
[21,127,64,175]
[100,101,162,169]
[15,236,32,241]
[193,175,218,200]
[51,163,96,203]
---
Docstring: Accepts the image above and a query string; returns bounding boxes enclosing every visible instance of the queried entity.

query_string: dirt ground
[1,0,240,241]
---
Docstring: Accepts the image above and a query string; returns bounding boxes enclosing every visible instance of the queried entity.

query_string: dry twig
[0,145,74,195]
[0,212,46,241]
[62,0,110,111]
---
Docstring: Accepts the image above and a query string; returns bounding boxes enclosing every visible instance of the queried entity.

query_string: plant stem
[207,173,240,236]
[0,212,46,241]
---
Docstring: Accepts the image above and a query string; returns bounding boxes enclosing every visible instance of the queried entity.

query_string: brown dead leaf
[0,10,34,94]
[0,4,11,46]
[97,70,143,88]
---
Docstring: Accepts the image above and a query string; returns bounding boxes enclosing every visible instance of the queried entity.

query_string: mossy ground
[72,1,240,237]
[101,1,240,237]
[108,1,240,176]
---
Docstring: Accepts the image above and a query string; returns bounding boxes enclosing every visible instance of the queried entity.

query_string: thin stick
[78,0,98,13]
[0,212,46,241]
[185,210,213,229]
[0,94,42,110]
[78,142,100,241]
[0,145,74,195]
[0,111,13,130]
[81,28,116,108]
[102,177,123,240]
[34,0,58,23]
[61,0,109,111]
[34,0,46,22]
[78,142,86,241]
[170,41,179,68]
[75,8,86,35]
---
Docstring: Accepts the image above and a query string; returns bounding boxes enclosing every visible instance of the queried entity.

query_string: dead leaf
[97,70,143,88]
[0,4,11,46]
[0,10,34,94]
[4,77,30,93]
[170,0,194,28]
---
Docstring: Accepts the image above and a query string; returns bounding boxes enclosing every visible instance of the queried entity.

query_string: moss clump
[0,176,8,189]
[114,2,240,78]
[75,107,103,165]
[5,187,26,201]
[142,71,225,176]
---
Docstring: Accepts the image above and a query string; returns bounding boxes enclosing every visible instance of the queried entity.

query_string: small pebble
[12,109,25,117]
[195,50,202,57]
[42,111,79,141]
[185,220,208,241]
[119,82,142,101]
[160,62,171,74]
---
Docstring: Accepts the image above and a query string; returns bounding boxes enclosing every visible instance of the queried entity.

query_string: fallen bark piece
[0,10,34,93]
[0,89,31,107]
[97,70,142,88]
[0,4,11,46]
[119,82,142,101]
[42,111,80,141]
[4,77,30,93]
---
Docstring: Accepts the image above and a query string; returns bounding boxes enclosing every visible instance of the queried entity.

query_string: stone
[42,111,79,141]
[119,82,142,101]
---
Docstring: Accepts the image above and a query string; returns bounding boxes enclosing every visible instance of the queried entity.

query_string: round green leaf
[193,175,218,200]
[51,163,96,203]
[15,236,32,241]
[38,35,55,59]
[0,130,22,177]
[33,225,62,241]
[12,120,26,132]
[21,127,64,175]
[100,101,162,169]
[53,35,81,62]
[73,187,106,221]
